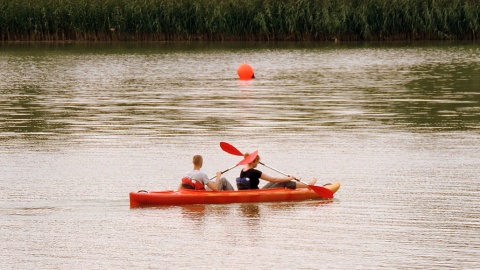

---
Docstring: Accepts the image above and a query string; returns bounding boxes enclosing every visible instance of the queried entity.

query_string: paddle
[219,142,333,198]
[220,141,243,156]
[209,150,258,180]
[257,162,333,198]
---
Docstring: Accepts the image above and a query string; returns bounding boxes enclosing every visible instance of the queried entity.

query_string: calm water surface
[1,42,479,269]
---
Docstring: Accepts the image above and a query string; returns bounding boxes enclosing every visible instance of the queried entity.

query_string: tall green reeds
[0,0,479,42]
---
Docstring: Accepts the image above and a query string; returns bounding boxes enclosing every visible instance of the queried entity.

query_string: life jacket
[181,177,205,190]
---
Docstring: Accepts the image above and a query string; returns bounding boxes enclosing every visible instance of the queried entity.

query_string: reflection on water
[180,204,207,221]
[1,42,479,270]
[380,60,480,130]
[0,42,479,148]
[7,206,62,216]
[239,204,261,219]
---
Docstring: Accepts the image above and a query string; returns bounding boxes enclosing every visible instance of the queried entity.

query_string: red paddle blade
[237,150,258,165]
[308,185,334,198]
[220,142,243,156]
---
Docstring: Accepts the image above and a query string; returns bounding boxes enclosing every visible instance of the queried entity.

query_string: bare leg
[295,177,317,188]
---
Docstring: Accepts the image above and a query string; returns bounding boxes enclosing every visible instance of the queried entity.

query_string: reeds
[1,0,479,42]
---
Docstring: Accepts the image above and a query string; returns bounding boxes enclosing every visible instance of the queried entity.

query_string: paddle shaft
[260,161,333,198]
[220,142,302,182]
[208,150,258,180]
[259,162,309,185]
[209,165,237,180]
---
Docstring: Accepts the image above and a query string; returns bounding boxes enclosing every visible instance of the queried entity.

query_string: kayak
[129,182,340,207]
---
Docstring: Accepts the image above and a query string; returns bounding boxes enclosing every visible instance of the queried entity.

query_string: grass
[0,0,479,42]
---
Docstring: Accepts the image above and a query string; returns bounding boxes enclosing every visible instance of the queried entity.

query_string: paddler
[236,152,317,190]
[178,155,234,191]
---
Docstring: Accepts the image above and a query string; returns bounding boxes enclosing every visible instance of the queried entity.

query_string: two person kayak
[129,182,340,207]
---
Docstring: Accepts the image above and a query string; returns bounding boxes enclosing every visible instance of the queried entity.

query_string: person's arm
[205,171,222,191]
[260,172,296,183]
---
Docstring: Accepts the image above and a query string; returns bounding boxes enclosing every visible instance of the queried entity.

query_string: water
[1,41,479,269]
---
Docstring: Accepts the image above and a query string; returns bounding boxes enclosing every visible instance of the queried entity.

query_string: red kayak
[129,182,340,207]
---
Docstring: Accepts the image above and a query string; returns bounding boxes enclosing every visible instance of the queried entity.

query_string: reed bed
[1,0,479,42]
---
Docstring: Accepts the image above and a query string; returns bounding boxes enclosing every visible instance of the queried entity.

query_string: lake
[1,41,479,269]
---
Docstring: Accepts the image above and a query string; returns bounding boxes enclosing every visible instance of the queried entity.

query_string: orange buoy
[237,64,255,80]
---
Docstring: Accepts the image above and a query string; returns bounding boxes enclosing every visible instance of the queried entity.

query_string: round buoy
[237,64,255,80]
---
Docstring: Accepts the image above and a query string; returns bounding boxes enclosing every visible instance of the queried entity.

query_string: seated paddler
[236,152,316,190]
[178,155,234,191]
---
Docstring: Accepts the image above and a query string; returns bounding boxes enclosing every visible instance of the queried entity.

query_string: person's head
[244,152,260,167]
[193,155,203,168]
